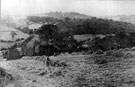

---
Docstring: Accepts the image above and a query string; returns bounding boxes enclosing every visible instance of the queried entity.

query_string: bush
[95,49,104,54]
[118,48,124,52]
[94,59,108,64]
[124,48,131,52]
[131,47,135,51]
[0,67,14,87]
[105,50,114,56]
[0,48,8,51]
[15,38,25,41]
[112,50,124,58]
[87,50,93,54]
[71,52,78,55]
[124,53,133,58]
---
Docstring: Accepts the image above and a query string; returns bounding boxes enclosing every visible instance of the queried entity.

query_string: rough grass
[0,67,14,87]
[62,56,135,87]
[1,53,135,87]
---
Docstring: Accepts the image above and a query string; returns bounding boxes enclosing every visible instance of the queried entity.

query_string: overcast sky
[1,0,135,17]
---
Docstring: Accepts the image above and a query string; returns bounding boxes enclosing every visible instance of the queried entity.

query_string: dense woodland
[2,15,134,58]
[25,16,135,52]
[34,24,83,57]
[27,16,135,34]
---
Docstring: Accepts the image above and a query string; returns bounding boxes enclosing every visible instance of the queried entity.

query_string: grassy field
[0,42,16,49]
[1,52,135,87]
[0,26,29,41]
[73,34,105,42]
[0,41,24,50]
[0,26,29,50]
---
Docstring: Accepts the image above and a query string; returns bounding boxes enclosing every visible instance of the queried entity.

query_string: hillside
[1,50,135,87]
[0,26,29,41]
[31,12,92,19]
[103,15,135,24]
[27,14,135,34]
[0,26,29,50]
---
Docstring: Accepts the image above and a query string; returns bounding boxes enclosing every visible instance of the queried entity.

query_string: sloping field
[28,23,42,30]
[19,23,42,30]
[73,34,105,42]
[0,26,29,41]
[0,41,24,49]
[73,34,93,42]
[0,26,19,32]
[1,54,135,87]
[0,42,15,49]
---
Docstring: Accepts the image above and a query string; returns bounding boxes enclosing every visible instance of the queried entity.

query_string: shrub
[124,53,133,58]
[94,59,108,64]
[118,48,124,52]
[131,47,135,51]
[112,50,124,58]
[0,48,8,51]
[0,67,14,87]
[87,50,93,54]
[20,38,25,40]
[95,49,104,54]
[105,50,114,56]
[71,52,78,55]
[124,48,131,52]
[16,38,25,41]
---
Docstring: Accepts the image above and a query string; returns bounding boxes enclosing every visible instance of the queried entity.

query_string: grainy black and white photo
[1,0,135,87]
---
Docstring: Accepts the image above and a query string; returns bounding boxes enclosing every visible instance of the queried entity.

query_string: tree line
[26,16,135,35]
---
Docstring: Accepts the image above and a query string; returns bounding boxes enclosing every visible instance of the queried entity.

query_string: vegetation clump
[94,49,104,55]
[105,50,114,56]
[112,50,124,58]
[0,67,14,87]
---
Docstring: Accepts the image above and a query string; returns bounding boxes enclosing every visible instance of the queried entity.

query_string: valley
[1,11,135,87]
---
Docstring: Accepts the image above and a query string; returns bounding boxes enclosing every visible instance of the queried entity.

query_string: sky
[1,0,135,18]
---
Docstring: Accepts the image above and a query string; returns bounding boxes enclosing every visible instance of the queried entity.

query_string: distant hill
[26,14,135,34]
[103,15,135,24]
[33,12,92,19]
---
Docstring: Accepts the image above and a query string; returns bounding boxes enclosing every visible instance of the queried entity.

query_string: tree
[36,24,59,67]
[10,31,17,41]
[36,24,80,66]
